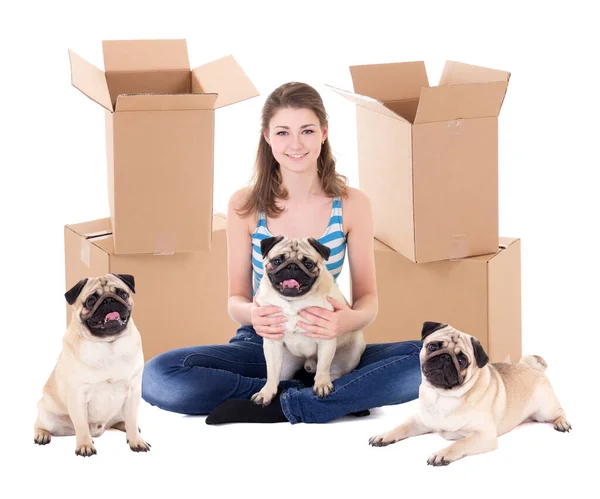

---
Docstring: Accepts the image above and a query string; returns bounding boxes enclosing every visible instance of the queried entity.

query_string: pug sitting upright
[369,322,570,466]
[252,236,366,406]
[33,273,150,457]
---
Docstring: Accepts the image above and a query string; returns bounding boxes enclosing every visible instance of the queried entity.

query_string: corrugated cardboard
[328,60,510,263]
[64,214,239,362]
[363,237,521,363]
[68,39,260,256]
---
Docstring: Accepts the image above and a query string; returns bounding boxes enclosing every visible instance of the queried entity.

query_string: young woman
[141,82,423,424]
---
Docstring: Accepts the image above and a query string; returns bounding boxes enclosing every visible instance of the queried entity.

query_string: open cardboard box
[69,39,259,256]
[328,60,510,263]
[64,213,239,362]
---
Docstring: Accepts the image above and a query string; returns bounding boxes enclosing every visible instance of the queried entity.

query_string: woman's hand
[297,296,356,340]
[250,296,287,339]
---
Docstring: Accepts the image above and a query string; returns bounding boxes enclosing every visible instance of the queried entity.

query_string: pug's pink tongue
[282,279,300,289]
[105,312,121,322]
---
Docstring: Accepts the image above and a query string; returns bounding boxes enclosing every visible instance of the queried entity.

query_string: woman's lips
[285,152,308,161]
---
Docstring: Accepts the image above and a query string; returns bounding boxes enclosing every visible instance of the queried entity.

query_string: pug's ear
[112,273,135,294]
[421,321,448,340]
[308,238,331,261]
[65,278,89,306]
[471,337,489,368]
[260,236,284,259]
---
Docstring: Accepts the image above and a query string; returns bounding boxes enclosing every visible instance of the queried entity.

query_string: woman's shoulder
[227,187,259,232]
[229,187,260,215]
[340,186,372,212]
[339,187,373,232]
[229,186,251,208]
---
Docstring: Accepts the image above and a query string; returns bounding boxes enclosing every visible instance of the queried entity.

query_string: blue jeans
[141,325,423,424]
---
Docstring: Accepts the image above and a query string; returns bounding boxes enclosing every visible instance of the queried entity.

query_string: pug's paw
[75,439,97,457]
[427,450,453,466]
[313,377,334,398]
[128,436,151,452]
[251,388,276,406]
[368,432,400,447]
[553,416,572,433]
[34,428,51,446]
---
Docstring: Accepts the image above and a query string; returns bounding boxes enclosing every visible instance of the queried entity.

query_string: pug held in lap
[252,236,366,405]
[33,273,150,457]
[369,322,571,466]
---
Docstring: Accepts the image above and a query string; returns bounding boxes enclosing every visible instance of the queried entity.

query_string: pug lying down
[369,322,571,466]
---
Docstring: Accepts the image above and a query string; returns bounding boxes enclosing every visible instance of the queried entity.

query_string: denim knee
[141,350,217,415]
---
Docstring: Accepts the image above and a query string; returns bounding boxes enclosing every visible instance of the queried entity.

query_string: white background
[1,0,597,497]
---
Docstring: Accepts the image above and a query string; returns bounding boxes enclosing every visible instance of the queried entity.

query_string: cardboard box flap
[466,238,519,263]
[350,61,429,102]
[66,218,112,238]
[89,234,115,253]
[326,85,408,122]
[212,212,227,231]
[102,39,190,73]
[440,61,511,86]
[68,50,113,112]
[494,237,519,255]
[192,55,259,109]
[115,93,218,111]
[414,81,508,124]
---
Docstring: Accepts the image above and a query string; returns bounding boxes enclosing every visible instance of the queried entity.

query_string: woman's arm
[226,188,254,326]
[341,187,379,330]
[226,189,287,338]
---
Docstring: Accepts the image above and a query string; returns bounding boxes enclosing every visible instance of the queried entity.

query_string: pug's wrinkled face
[65,273,136,340]
[419,322,489,390]
[260,236,331,300]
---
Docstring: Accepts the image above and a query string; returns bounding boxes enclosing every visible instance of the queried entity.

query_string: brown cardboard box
[364,237,521,363]
[68,39,259,256]
[328,60,510,263]
[64,214,239,362]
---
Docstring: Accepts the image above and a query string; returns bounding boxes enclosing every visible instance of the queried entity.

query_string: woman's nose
[290,134,303,149]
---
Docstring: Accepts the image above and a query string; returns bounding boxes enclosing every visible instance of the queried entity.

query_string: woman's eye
[276,131,288,136]
[85,295,97,308]
[302,129,314,134]
[303,260,314,269]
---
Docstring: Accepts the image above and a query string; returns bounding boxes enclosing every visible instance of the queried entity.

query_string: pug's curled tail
[519,355,547,372]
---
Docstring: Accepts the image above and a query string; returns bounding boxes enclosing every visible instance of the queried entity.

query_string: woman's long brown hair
[236,82,348,219]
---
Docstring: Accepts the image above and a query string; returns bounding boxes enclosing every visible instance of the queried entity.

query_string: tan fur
[33,274,150,456]
[252,237,366,405]
[369,324,570,466]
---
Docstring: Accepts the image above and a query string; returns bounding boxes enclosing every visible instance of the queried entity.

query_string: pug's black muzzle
[267,259,318,298]
[422,350,464,389]
[81,293,131,337]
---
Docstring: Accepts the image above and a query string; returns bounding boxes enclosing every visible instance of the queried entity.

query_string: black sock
[206,391,288,425]
[292,367,316,387]
[348,409,371,417]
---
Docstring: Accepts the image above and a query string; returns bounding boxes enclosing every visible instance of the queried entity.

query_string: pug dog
[252,236,366,406]
[369,321,570,466]
[33,273,150,457]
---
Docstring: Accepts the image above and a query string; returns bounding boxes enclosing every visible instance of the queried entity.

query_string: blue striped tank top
[251,197,347,296]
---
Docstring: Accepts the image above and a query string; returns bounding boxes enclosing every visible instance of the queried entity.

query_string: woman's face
[264,107,328,174]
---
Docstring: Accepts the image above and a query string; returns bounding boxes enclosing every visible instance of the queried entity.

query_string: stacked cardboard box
[64,39,259,361]
[330,61,521,362]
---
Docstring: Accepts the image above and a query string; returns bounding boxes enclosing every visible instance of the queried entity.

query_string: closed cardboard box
[64,214,239,362]
[363,237,521,363]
